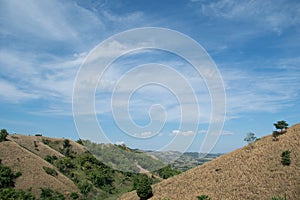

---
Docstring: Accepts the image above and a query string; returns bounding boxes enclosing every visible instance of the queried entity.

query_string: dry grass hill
[0,134,85,199]
[120,123,300,200]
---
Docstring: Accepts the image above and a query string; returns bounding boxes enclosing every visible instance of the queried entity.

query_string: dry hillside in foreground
[120,123,300,200]
[0,134,84,198]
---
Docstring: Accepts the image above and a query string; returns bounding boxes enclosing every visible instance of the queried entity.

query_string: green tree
[154,165,180,179]
[244,132,257,144]
[134,174,153,200]
[281,151,291,166]
[0,129,8,142]
[76,139,83,145]
[273,120,289,133]
[63,139,71,149]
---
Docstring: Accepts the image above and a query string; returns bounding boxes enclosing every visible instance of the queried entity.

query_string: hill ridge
[120,123,300,200]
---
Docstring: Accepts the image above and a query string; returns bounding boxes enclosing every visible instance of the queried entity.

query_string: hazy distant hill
[120,123,300,200]
[147,151,221,171]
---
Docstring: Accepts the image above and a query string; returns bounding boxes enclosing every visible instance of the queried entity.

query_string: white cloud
[198,0,300,34]
[0,50,86,112]
[198,129,234,135]
[0,0,103,42]
[172,130,195,136]
[0,79,39,102]
[221,61,300,116]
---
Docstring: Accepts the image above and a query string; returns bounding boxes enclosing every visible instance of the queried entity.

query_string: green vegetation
[244,132,257,144]
[45,155,58,164]
[0,129,8,142]
[70,192,79,199]
[272,131,280,141]
[82,140,165,172]
[197,195,211,200]
[0,188,35,200]
[42,139,50,145]
[76,139,84,145]
[281,151,291,166]
[0,161,35,199]
[45,151,157,199]
[40,188,65,200]
[274,120,289,133]
[0,161,16,188]
[153,165,180,179]
[272,193,287,200]
[134,174,153,200]
[43,166,58,176]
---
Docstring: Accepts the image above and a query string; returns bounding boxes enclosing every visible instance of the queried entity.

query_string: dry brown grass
[8,134,87,158]
[120,123,300,200]
[0,135,81,199]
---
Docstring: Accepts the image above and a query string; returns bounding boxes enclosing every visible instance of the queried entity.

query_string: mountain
[120,123,300,200]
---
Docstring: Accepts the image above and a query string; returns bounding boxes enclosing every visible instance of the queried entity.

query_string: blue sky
[1,0,299,153]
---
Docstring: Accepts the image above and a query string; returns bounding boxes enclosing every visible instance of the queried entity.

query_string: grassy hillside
[81,140,165,173]
[0,136,80,199]
[120,123,300,200]
[0,133,161,199]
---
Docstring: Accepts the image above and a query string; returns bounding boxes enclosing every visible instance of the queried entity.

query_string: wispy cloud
[0,79,39,102]
[0,50,85,104]
[198,0,300,34]
[0,0,103,43]
[222,60,300,116]
[172,130,195,136]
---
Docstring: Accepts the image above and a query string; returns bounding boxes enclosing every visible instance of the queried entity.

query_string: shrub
[43,166,58,176]
[35,134,42,136]
[0,188,35,200]
[78,181,92,196]
[70,192,79,199]
[45,155,58,164]
[0,129,8,142]
[281,151,291,166]
[76,139,83,145]
[272,131,280,141]
[15,171,22,178]
[197,195,211,200]
[42,139,50,145]
[154,165,181,179]
[56,157,74,172]
[244,132,257,144]
[40,188,65,200]
[0,163,15,188]
[63,139,71,149]
[134,174,153,200]
[272,193,287,200]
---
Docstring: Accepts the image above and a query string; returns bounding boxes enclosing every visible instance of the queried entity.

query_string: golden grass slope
[0,135,81,198]
[120,123,300,200]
